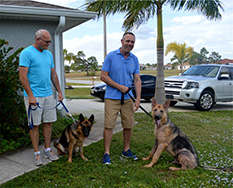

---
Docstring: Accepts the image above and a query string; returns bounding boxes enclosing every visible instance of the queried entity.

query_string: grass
[1,111,232,188]
[65,70,180,79]
[65,88,95,99]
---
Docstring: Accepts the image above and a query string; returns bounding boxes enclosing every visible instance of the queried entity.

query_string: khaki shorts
[104,99,135,129]
[24,95,57,126]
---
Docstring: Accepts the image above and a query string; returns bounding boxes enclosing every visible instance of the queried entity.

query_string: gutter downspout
[54,16,65,106]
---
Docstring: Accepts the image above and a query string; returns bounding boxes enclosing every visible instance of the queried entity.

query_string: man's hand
[120,85,129,94]
[28,95,37,106]
[58,91,63,102]
[133,98,140,112]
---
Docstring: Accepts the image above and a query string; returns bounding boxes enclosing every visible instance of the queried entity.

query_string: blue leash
[28,101,76,130]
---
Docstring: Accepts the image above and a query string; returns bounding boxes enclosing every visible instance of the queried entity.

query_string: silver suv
[165,64,233,111]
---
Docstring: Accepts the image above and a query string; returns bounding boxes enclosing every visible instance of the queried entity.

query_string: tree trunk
[155,6,165,104]
[103,13,107,60]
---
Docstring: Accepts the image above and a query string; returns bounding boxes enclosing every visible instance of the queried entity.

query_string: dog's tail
[200,165,233,172]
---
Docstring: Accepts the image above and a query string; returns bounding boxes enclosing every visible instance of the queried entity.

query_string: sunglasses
[39,37,51,44]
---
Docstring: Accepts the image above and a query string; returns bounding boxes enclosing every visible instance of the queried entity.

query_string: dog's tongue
[155,119,161,126]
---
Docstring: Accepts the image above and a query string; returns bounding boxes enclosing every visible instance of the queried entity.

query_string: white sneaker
[34,154,43,166]
[43,150,59,161]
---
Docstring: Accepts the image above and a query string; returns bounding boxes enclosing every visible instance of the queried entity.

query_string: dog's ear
[163,99,170,110]
[79,113,85,122]
[151,97,157,108]
[88,114,94,124]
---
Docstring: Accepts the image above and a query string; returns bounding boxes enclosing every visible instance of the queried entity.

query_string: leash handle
[59,100,69,113]
[121,87,132,104]
[28,105,37,130]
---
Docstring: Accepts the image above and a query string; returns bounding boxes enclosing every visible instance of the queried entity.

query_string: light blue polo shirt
[102,48,140,100]
[19,45,54,97]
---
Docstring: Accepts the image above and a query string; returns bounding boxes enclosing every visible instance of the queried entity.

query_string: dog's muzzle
[154,114,161,126]
[82,126,91,137]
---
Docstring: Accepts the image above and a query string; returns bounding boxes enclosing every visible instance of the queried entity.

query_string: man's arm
[19,66,37,106]
[100,70,129,93]
[51,68,63,102]
[133,73,141,111]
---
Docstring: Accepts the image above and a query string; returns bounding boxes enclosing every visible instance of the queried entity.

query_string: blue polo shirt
[102,48,140,100]
[19,45,54,97]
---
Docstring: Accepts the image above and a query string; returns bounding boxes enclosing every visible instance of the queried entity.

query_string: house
[0,0,96,98]
[164,64,172,70]
[175,62,190,70]
[219,58,233,65]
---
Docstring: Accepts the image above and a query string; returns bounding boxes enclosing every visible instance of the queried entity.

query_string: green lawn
[2,111,232,188]
[65,69,181,99]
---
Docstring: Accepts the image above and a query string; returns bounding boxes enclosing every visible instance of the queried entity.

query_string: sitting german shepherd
[143,98,232,171]
[54,113,94,163]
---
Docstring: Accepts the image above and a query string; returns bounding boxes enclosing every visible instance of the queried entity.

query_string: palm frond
[167,0,224,20]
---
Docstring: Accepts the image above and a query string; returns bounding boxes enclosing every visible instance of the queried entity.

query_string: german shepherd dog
[54,113,94,163]
[142,98,233,171]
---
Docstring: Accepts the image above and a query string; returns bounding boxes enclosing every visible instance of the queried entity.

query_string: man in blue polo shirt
[101,32,141,164]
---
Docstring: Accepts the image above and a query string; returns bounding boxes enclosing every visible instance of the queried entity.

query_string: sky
[36,0,233,65]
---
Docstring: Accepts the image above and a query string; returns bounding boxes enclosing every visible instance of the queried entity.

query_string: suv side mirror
[219,73,230,80]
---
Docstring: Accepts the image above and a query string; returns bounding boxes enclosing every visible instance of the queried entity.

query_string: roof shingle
[0,0,75,10]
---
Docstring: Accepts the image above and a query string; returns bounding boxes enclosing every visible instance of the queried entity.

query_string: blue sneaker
[103,153,111,164]
[122,149,138,160]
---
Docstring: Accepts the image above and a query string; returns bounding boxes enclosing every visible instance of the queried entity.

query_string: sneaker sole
[122,154,138,160]
[35,162,43,166]
[103,162,111,165]
[43,154,59,161]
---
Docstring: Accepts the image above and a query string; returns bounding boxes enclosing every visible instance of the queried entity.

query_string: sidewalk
[0,99,122,185]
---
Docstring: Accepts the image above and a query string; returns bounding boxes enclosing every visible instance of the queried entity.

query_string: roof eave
[0,5,97,32]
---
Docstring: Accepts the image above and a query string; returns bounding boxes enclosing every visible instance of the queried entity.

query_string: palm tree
[63,49,75,87]
[63,49,75,64]
[84,0,223,104]
[165,42,193,73]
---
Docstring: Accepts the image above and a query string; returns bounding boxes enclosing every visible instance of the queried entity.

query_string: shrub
[0,39,29,153]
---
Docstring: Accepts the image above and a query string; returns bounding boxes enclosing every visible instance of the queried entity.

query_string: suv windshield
[182,66,219,77]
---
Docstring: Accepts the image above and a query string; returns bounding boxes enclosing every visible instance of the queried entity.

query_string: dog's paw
[68,159,72,163]
[82,157,88,161]
[169,167,180,171]
[143,164,153,168]
[142,157,149,161]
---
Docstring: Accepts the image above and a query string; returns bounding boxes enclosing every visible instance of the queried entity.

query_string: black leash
[122,88,153,119]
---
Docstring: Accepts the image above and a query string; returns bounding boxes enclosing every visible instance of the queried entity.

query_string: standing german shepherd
[54,113,94,163]
[142,98,233,171]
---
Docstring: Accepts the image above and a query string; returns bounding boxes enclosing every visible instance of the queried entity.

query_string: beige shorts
[104,99,135,129]
[24,95,57,126]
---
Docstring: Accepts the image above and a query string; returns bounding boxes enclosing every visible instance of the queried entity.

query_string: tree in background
[71,51,99,76]
[208,51,221,64]
[165,42,193,73]
[189,47,222,65]
[63,49,75,64]
[84,0,224,104]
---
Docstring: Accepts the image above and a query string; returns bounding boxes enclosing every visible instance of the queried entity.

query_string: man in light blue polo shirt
[101,32,141,164]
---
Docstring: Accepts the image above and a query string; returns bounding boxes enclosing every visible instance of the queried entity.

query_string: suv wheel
[194,90,214,111]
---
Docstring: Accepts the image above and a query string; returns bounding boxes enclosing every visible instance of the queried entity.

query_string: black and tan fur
[143,98,233,171]
[142,98,198,170]
[54,113,94,163]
